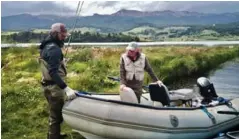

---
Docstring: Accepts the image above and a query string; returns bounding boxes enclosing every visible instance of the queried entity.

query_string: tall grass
[1,46,239,139]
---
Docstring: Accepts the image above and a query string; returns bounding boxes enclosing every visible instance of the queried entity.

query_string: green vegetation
[1,31,140,43]
[123,25,239,41]
[32,29,49,33]
[2,46,239,139]
[30,28,98,34]
[71,27,100,34]
[2,21,239,43]
[1,31,19,35]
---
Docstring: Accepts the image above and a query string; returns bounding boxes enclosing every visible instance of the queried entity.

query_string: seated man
[119,42,163,103]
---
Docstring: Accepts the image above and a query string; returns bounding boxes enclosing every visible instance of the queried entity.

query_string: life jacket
[39,57,67,81]
[122,53,145,81]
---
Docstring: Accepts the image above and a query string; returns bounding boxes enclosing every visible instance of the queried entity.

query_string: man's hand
[156,80,163,87]
[64,86,77,100]
[120,84,126,91]
[120,84,132,92]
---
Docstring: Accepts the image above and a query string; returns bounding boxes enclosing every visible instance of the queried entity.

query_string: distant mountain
[111,9,203,17]
[2,9,239,32]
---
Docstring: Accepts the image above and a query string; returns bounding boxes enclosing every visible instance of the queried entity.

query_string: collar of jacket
[39,35,64,49]
[127,52,141,62]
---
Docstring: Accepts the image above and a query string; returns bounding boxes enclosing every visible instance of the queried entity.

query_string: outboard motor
[197,77,218,104]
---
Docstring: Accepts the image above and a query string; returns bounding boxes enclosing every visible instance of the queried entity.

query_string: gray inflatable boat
[63,84,239,139]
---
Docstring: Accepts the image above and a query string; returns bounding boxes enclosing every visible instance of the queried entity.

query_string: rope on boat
[200,105,216,124]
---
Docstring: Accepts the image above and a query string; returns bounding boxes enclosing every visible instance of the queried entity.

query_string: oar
[217,111,239,115]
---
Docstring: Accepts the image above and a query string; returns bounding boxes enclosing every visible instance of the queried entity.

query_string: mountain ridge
[2,9,239,32]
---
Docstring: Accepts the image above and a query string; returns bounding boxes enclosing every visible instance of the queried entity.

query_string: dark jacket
[39,35,67,89]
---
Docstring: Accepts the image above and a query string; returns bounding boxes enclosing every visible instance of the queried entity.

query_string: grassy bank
[2,46,239,139]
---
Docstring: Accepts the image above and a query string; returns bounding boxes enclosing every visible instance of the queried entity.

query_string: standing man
[39,23,77,139]
[120,42,163,103]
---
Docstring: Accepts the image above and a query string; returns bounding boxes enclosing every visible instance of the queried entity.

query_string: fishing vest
[122,53,146,81]
[39,50,67,82]
[39,58,67,81]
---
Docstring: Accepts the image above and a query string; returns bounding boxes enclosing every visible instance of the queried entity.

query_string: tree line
[1,31,140,43]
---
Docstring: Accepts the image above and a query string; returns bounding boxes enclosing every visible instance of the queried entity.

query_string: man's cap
[126,42,139,50]
[50,23,67,33]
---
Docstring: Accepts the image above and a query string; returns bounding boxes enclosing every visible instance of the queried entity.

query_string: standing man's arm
[45,46,76,100]
[46,46,67,89]
[144,57,159,82]
[120,56,127,85]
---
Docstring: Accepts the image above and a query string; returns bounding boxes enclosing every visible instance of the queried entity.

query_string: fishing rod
[65,1,84,57]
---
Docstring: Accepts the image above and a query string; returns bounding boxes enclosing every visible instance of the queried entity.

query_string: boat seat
[120,87,138,104]
[149,83,170,106]
[169,89,195,101]
[153,101,163,107]
[149,84,195,107]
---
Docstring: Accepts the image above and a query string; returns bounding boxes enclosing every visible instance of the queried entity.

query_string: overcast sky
[2,1,239,17]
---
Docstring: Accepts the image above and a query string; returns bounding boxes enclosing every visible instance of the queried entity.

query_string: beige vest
[39,58,67,81]
[122,53,145,81]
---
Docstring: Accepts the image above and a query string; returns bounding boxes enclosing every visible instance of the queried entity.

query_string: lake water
[1,41,239,48]
[208,59,239,99]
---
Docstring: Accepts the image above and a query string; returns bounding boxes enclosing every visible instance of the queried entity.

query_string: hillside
[122,22,239,41]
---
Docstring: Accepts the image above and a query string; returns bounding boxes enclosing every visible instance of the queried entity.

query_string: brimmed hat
[126,42,139,50]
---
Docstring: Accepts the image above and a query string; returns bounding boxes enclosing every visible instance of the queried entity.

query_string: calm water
[209,59,239,99]
[2,41,239,47]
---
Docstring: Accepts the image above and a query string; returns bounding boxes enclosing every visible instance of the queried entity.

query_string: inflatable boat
[63,80,239,139]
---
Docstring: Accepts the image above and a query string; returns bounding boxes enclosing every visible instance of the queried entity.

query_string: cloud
[96,1,120,7]
[2,1,239,17]
[1,1,75,16]
[66,1,239,15]
[161,1,239,13]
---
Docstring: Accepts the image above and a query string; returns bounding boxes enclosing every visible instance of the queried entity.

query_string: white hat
[126,42,139,50]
